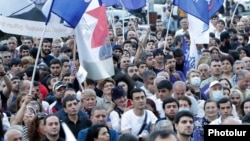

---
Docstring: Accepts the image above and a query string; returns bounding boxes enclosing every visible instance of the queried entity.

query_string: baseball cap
[111,86,126,100]
[53,81,67,91]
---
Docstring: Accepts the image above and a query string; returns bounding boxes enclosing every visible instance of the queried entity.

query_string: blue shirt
[169,71,186,83]
[78,128,118,141]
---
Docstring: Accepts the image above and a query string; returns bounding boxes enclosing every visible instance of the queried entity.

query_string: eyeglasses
[37,112,48,120]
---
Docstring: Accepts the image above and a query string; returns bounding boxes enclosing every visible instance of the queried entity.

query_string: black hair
[173,48,184,58]
[8,58,21,68]
[49,58,62,67]
[86,123,110,141]
[240,98,250,116]
[130,88,146,100]
[24,66,40,81]
[62,95,79,108]
[220,55,234,66]
[217,98,233,108]
[162,97,179,110]
[219,78,232,89]
[174,110,194,124]
[157,80,172,90]
[44,114,59,125]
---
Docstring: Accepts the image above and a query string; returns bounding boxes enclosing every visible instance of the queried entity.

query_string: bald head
[222,116,241,125]
[4,128,23,141]
[173,81,186,99]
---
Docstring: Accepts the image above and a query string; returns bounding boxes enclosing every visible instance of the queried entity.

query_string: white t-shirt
[110,110,122,133]
[121,109,158,136]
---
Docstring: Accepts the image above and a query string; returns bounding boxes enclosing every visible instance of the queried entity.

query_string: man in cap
[197,80,238,118]
[46,81,67,113]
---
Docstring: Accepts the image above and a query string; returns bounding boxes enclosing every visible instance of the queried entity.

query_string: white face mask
[190,77,201,86]
[212,90,223,101]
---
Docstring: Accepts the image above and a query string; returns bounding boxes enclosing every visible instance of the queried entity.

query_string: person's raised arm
[11,94,32,125]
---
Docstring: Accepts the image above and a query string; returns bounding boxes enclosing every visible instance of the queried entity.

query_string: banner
[0,0,73,37]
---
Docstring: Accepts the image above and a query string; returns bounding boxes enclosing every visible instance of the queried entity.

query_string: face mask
[179,107,190,112]
[190,77,201,86]
[212,90,223,101]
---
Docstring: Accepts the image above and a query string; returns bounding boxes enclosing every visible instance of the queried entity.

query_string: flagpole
[163,5,174,51]
[28,25,47,94]
[230,1,240,28]
[110,8,117,38]
[148,0,151,40]
[73,36,85,92]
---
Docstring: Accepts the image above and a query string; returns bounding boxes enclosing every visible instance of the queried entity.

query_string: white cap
[208,80,223,89]
[204,80,223,94]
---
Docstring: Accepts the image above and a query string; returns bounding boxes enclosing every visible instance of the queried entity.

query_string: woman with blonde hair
[230,88,244,118]
[80,89,99,118]
[196,56,211,69]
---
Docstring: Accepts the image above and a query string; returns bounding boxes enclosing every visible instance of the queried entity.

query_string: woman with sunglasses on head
[11,94,43,141]
[28,112,47,141]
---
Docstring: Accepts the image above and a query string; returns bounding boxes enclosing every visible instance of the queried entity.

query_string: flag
[188,14,209,44]
[102,0,146,10]
[61,122,77,141]
[47,0,91,28]
[75,0,114,80]
[76,66,88,84]
[0,0,73,38]
[208,0,224,17]
[173,0,224,32]
[182,36,197,77]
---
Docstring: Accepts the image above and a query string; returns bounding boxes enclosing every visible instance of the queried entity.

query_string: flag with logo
[182,36,197,76]
[173,0,224,32]
[102,0,146,10]
[75,0,114,80]
[45,0,114,80]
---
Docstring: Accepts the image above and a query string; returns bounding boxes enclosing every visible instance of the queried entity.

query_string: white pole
[28,25,47,94]
[230,1,240,28]
[163,5,174,51]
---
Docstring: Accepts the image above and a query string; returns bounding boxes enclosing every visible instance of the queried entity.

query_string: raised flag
[76,66,88,84]
[0,0,73,38]
[208,0,224,17]
[173,0,224,32]
[102,0,146,10]
[47,0,91,28]
[188,14,209,44]
[173,0,209,31]
[182,36,197,77]
[75,0,114,80]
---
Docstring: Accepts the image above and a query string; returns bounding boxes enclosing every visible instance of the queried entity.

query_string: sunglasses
[37,112,48,120]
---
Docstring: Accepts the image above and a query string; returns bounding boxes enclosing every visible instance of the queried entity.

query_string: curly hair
[113,73,135,99]
[28,113,47,141]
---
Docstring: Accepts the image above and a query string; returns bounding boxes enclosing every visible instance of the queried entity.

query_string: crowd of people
[1,1,250,141]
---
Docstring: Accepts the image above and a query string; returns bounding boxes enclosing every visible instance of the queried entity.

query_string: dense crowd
[1,2,250,141]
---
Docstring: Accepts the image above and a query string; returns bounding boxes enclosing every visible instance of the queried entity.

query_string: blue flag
[208,0,224,17]
[182,36,196,77]
[102,0,146,10]
[173,0,224,31]
[47,0,91,28]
